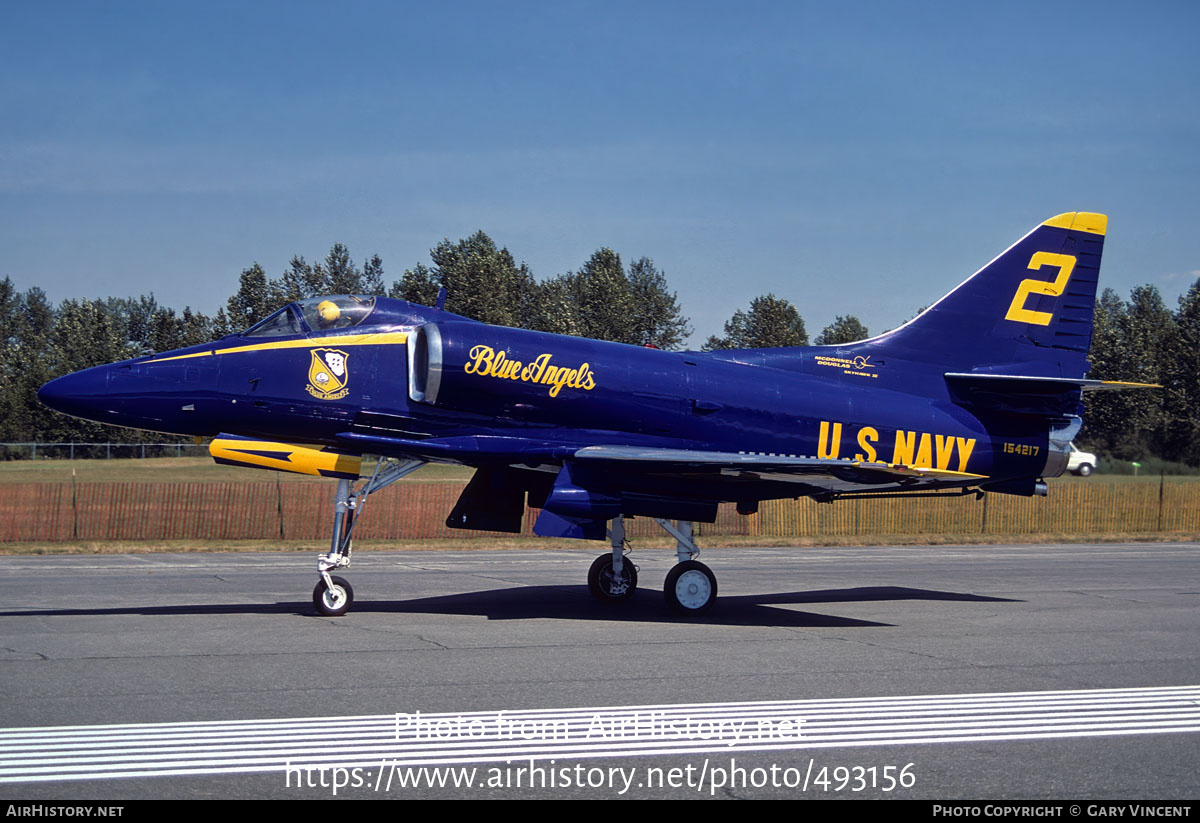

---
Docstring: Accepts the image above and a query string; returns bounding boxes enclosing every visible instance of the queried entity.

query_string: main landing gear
[587,515,718,615]
[312,458,426,617]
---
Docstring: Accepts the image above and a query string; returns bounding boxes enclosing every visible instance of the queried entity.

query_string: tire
[313,575,354,617]
[587,554,637,601]
[1077,463,1093,477]
[664,560,717,615]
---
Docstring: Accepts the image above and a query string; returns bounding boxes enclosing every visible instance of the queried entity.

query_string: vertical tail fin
[866,212,1107,378]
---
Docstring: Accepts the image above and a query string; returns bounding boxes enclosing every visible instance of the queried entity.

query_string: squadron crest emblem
[306,348,350,400]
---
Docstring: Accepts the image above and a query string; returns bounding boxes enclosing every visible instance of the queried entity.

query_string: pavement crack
[321,621,452,650]
[1064,589,1147,604]
[1,646,49,661]
[818,635,980,666]
[414,635,451,650]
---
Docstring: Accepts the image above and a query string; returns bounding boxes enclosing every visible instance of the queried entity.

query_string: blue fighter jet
[39,212,1150,617]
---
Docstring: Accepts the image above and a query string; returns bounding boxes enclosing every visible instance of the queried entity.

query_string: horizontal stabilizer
[945,372,1159,416]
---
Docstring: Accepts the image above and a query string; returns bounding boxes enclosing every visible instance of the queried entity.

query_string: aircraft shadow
[0,586,1018,628]
[375,584,1017,627]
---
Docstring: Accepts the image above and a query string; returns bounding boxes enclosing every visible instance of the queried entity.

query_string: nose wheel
[588,514,638,601]
[313,575,354,617]
[588,553,638,600]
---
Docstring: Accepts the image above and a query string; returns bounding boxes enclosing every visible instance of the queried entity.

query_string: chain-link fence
[0,442,208,460]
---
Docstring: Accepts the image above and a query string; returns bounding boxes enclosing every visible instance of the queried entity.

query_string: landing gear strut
[312,458,425,616]
[588,514,638,601]
[586,516,718,615]
[655,518,717,615]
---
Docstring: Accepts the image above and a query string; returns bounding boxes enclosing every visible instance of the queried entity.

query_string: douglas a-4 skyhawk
[39,213,1150,617]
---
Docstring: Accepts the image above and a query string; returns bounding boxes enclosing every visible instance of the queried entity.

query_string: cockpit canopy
[243,295,377,338]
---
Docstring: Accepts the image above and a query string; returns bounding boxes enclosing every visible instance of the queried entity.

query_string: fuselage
[38,295,1060,496]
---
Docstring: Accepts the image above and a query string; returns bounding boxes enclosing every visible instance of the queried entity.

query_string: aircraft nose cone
[37,366,112,419]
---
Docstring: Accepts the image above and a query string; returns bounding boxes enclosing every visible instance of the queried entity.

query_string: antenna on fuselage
[435,287,448,311]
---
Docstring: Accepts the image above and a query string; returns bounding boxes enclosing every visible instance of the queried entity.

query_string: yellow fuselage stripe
[147,332,408,363]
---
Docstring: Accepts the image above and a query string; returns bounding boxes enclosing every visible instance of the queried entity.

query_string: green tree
[1122,285,1175,456]
[0,279,24,442]
[626,257,691,349]
[815,315,869,345]
[275,255,326,304]
[388,233,689,346]
[525,275,583,337]
[322,244,384,295]
[147,306,214,352]
[210,307,235,339]
[527,251,691,347]
[149,308,183,353]
[389,262,441,307]
[361,253,385,295]
[226,263,275,331]
[1082,286,1177,460]
[1082,289,1132,456]
[0,287,57,443]
[179,307,214,347]
[103,295,160,355]
[564,248,637,342]
[702,294,808,350]
[1162,278,1200,465]
[324,243,357,294]
[392,231,535,328]
[270,245,386,307]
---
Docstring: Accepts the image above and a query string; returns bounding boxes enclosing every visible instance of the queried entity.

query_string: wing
[336,429,986,501]
[571,445,986,499]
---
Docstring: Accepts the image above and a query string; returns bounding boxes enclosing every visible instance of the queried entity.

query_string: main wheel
[588,553,638,601]
[313,575,354,617]
[664,560,717,615]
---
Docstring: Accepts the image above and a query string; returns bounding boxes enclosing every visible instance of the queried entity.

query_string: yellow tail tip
[1042,212,1107,236]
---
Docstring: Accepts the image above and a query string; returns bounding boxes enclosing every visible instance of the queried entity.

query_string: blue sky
[2,1,1197,344]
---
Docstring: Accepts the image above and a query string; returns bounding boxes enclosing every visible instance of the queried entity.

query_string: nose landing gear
[311,458,425,616]
[588,514,638,601]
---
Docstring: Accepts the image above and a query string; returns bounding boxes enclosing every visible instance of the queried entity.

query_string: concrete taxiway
[0,542,1197,799]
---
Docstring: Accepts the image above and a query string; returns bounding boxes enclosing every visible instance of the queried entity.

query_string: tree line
[2,231,1197,468]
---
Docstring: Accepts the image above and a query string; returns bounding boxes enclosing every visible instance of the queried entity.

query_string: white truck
[1067,443,1097,476]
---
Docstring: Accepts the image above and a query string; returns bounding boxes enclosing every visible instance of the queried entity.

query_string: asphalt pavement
[1,542,1197,799]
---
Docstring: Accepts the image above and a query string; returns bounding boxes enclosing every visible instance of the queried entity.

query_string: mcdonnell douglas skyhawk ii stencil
[39,213,1152,616]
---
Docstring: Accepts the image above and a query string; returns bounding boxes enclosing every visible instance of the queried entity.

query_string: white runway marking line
[1,685,1198,783]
